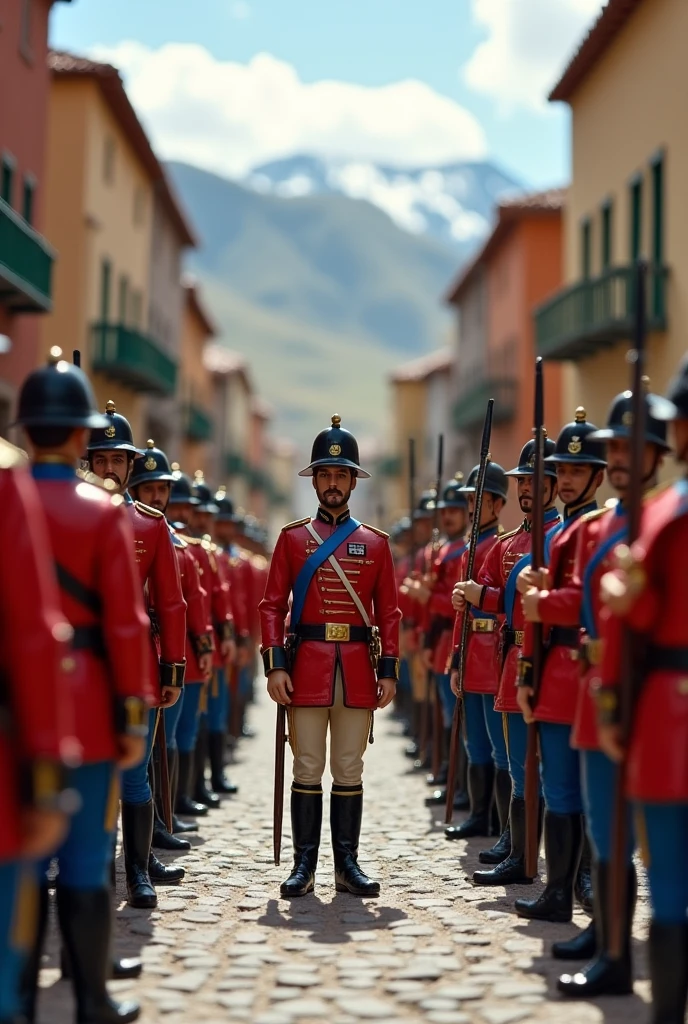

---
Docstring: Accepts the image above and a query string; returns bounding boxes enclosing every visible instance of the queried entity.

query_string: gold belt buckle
[585,638,603,665]
[325,622,350,642]
[514,630,524,646]
[472,618,494,634]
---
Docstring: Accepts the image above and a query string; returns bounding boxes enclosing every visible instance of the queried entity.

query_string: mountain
[243,154,522,258]
[167,161,462,448]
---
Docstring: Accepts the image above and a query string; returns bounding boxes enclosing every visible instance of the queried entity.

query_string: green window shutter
[100,259,111,322]
[601,201,613,271]
[630,175,643,261]
[22,176,35,225]
[651,155,664,265]
[118,275,129,324]
[581,218,592,280]
[1,156,14,206]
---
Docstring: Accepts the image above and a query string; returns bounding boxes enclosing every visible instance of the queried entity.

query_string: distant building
[179,279,216,477]
[446,191,564,529]
[540,0,683,428]
[0,1,71,433]
[204,343,254,509]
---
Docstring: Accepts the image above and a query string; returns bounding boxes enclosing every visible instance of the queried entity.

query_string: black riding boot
[472,797,535,885]
[444,763,494,840]
[515,812,582,921]
[151,748,191,851]
[648,922,688,1024]
[175,750,207,819]
[56,886,140,1023]
[558,860,635,997]
[478,768,512,864]
[574,828,594,914]
[280,785,322,897]
[209,731,238,794]
[331,786,380,896]
[121,801,157,909]
[168,748,198,832]
[148,852,184,885]
[404,701,422,758]
[192,720,220,808]
[552,920,597,961]
[19,884,49,1023]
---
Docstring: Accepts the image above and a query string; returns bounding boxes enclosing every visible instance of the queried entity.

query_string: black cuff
[517,657,533,688]
[114,696,150,737]
[449,649,460,673]
[216,621,235,643]
[477,585,487,610]
[377,656,399,681]
[21,758,69,812]
[595,686,620,726]
[160,661,186,688]
[262,646,288,674]
[192,632,214,658]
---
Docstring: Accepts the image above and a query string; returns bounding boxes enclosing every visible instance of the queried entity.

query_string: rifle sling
[55,562,103,616]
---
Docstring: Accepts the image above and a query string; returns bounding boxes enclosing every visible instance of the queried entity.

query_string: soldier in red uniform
[545,389,670,998]
[454,437,560,886]
[400,492,435,762]
[15,352,154,1024]
[0,438,74,1024]
[513,410,606,924]
[260,415,401,898]
[596,357,688,1023]
[445,463,509,851]
[88,404,187,909]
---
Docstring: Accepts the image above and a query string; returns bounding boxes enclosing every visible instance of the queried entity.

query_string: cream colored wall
[563,0,688,426]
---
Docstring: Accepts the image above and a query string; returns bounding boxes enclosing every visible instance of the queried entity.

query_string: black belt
[646,645,688,672]
[503,628,524,648]
[293,624,372,643]
[71,625,106,658]
[549,627,579,648]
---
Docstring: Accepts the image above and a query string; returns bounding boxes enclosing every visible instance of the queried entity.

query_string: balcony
[0,197,55,312]
[453,344,518,431]
[535,264,669,362]
[91,322,177,396]
[225,451,248,477]
[184,402,213,442]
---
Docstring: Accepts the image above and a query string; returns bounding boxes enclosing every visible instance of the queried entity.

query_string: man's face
[517,475,557,513]
[191,509,214,535]
[413,516,434,545]
[469,492,503,526]
[312,466,356,509]
[606,438,661,494]
[440,506,467,537]
[214,521,235,545]
[135,481,171,512]
[90,449,132,493]
[168,501,192,525]
[555,462,602,506]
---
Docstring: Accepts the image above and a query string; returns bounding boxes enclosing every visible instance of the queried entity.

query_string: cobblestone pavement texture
[39,692,651,1023]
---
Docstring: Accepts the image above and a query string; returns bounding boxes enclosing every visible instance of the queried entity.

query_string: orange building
[446,191,565,530]
[178,279,215,476]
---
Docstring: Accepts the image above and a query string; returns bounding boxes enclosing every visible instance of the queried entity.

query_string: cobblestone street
[40,691,651,1024]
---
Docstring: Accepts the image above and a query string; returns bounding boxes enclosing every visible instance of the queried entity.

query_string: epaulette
[184,535,202,545]
[170,532,187,548]
[251,554,268,568]
[0,438,27,469]
[362,522,389,539]
[282,517,310,531]
[582,505,612,522]
[498,526,521,542]
[134,500,164,519]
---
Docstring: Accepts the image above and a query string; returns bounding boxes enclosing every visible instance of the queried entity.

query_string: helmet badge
[144,455,157,471]
[568,436,582,454]
[104,426,116,438]
[622,411,634,426]
[329,444,342,456]
[526,453,536,468]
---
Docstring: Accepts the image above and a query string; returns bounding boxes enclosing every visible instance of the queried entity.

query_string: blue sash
[504,552,532,628]
[290,517,361,628]
[581,510,627,638]
[441,541,467,564]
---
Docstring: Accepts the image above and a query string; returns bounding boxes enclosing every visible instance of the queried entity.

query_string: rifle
[524,358,546,877]
[445,400,494,822]
[73,350,81,367]
[424,435,444,775]
[273,702,287,866]
[608,260,647,957]
[155,709,173,833]
[408,438,418,567]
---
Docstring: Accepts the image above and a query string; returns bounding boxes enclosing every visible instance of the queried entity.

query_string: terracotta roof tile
[389,347,452,383]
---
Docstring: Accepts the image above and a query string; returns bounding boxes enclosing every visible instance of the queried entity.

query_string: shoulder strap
[303,520,371,627]
[290,518,360,628]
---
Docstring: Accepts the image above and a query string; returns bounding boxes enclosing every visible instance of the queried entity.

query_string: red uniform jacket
[33,465,154,762]
[260,509,401,708]
[0,458,75,861]
[250,554,269,641]
[218,545,250,642]
[425,536,467,675]
[172,531,213,684]
[522,502,597,725]
[449,526,501,694]
[127,498,186,701]
[183,535,233,668]
[600,482,688,801]
[479,510,561,713]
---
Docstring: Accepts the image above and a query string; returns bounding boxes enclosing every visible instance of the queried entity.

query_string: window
[1,154,15,206]
[100,259,111,322]
[630,174,643,261]
[103,137,116,184]
[130,291,142,329]
[19,0,32,61]
[22,174,35,225]
[601,200,613,271]
[581,218,592,280]
[118,275,129,324]
[651,154,664,265]
[133,187,146,226]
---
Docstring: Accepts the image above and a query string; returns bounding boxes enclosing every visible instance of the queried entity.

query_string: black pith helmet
[86,399,140,453]
[413,488,437,520]
[589,383,673,452]
[215,486,241,522]
[665,355,688,419]
[15,347,109,430]
[461,461,509,501]
[390,516,412,541]
[437,473,468,509]
[546,408,607,467]
[169,463,200,506]
[506,435,558,478]
[193,471,219,513]
[298,413,370,479]
[129,439,175,488]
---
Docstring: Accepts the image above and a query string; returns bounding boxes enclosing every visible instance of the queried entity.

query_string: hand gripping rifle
[608,260,647,957]
[524,358,546,877]
[445,400,494,823]
[425,435,444,776]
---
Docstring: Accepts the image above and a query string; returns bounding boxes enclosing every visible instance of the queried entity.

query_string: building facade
[178,279,216,477]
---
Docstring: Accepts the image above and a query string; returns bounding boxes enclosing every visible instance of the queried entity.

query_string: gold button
[61,656,76,673]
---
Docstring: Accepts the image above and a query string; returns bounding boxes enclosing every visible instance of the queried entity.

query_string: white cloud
[90,42,487,177]
[463,0,603,113]
[230,1,250,19]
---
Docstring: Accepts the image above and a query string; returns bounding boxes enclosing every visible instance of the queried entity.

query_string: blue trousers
[39,762,118,888]
[177,684,204,753]
[163,693,184,749]
[484,695,509,771]
[435,673,454,730]
[0,861,34,1019]
[504,712,543,799]
[398,657,411,694]
[580,749,634,863]
[463,691,493,766]
[121,708,157,805]
[538,722,583,815]
[636,803,688,924]
[203,668,229,733]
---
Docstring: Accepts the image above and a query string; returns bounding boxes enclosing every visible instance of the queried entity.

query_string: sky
[50,0,604,188]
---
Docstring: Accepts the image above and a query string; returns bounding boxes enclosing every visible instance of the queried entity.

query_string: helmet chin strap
[563,466,599,511]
